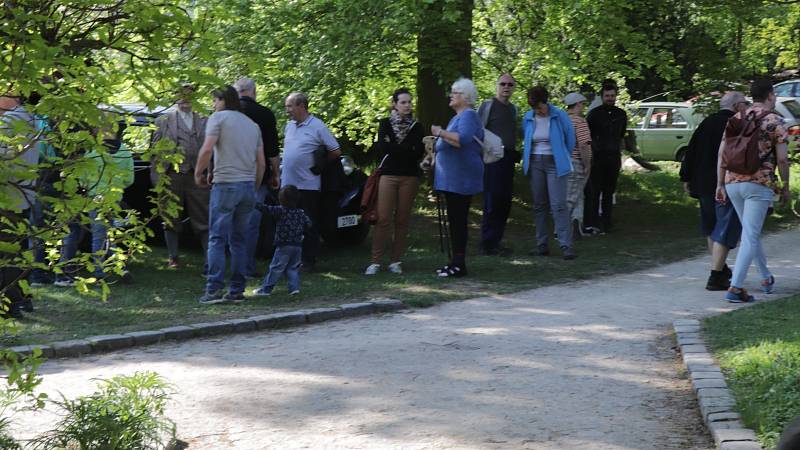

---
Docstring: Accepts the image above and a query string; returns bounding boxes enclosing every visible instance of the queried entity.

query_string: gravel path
[10,228,800,449]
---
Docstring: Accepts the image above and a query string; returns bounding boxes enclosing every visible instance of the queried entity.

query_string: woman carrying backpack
[715,80,791,303]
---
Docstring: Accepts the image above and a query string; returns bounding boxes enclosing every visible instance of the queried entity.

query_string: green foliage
[704,294,800,449]
[1,0,220,438]
[29,371,176,450]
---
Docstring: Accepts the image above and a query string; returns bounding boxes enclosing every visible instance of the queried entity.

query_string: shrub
[29,371,176,450]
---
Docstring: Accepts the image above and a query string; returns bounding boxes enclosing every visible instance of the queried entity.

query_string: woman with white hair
[430,78,484,277]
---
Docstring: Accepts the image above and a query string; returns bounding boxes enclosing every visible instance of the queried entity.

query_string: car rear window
[781,100,800,118]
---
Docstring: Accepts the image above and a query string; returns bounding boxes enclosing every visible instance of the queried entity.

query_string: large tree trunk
[416,0,473,132]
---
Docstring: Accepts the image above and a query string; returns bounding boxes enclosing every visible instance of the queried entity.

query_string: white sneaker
[364,264,381,275]
[289,290,300,295]
[387,262,403,274]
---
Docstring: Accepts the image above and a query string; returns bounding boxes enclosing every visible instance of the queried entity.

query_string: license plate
[337,214,359,228]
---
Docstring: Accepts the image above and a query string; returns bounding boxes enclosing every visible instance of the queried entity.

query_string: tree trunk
[416,0,473,132]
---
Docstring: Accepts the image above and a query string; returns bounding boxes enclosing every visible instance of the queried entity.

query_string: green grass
[704,294,800,450]
[5,162,798,347]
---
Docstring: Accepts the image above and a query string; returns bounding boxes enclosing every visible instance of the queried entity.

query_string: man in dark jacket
[585,83,628,233]
[234,77,280,277]
[477,73,519,256]
[680,91,747,290]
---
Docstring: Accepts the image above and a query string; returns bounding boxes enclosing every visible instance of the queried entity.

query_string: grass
[703,294,800,450]
[5,161,799,347]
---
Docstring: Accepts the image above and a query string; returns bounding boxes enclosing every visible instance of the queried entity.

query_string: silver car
[627,102,701,161]
[775,80,800,99]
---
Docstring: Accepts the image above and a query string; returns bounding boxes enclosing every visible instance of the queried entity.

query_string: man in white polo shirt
[282,92,340,271]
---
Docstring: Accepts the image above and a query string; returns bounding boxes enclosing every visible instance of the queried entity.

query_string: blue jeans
[261,245,301,292]
[57,221,84,281]
[88,210,109,277]
[529,155,572,248]
[244,184,270,276]
[29,197,49,283]
[206,182,255,294]
[725,182,772,289]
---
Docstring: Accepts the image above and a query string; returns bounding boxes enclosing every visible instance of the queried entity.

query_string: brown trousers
[371,175,419,263]
[164,172,210,234]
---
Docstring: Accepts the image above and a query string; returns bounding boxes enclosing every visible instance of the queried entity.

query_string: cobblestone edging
[7,299,405,360]
[673,319,763,450]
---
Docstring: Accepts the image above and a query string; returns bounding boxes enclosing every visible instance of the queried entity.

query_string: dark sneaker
[705,270,730,291]
[223,291,245,303]
[22,297,34,313]
[761,275,775,294]
[528,244,550,256]
[725,288,755,304]
[561,246,577,260]
[198,290,226,305]
[722,264,732,280]
[251,287,272,297]
[167,256,179,269]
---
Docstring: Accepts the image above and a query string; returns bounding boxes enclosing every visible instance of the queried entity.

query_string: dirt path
[10,228,800,449]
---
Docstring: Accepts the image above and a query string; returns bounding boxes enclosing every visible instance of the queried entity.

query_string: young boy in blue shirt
[251,185,311,296]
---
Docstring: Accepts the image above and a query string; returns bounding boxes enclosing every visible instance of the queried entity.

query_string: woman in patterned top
[252,185,311,296]
[715,80,791,303]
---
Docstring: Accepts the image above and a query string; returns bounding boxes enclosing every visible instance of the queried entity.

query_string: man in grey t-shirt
[477,73,519,256]
[282,92,340,270]
[194,86,265,304]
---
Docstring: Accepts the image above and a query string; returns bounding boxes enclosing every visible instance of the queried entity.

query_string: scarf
[390,110,413,143]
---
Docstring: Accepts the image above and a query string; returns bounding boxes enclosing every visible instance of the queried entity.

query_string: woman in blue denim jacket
[522,86,577,259]
[430,78,484,277]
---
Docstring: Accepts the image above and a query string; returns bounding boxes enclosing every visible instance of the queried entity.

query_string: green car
[627,102,701,161]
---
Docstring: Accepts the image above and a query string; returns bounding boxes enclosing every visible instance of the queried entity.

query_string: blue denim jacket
[522,104,576,177]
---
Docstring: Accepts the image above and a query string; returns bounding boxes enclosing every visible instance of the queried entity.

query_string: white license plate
[337,214,359,228]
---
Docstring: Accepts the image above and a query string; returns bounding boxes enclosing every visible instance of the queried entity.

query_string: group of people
[153,79,342,304]
[366,75,628,278]
[681,80,791,303]
[0,73,791,316]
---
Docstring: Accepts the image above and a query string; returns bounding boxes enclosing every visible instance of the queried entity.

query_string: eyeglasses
[499,82,515,87]
[450,91,464,96]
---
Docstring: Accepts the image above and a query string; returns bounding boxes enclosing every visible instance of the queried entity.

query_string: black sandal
[437,265,466,278]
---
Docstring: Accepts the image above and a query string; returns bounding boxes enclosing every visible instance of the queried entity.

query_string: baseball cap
[564,92,587,107]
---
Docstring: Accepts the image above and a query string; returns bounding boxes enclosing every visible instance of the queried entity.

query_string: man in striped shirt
[564,93,592,238]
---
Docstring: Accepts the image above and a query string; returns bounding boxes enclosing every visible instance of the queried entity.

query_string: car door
[628,106,650,155]
[640,107,690,161]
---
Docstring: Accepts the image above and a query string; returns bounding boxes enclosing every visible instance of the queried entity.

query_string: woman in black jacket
[365,88,425,275]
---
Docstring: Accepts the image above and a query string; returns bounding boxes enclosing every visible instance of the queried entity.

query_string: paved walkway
[10,229,800,449]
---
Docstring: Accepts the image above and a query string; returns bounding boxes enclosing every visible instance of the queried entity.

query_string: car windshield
[780,99,800,119]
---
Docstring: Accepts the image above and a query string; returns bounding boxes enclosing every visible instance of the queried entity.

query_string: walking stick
[422,135,451,260]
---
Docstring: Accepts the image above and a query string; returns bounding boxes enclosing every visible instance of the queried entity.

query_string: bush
[29,371,176,450]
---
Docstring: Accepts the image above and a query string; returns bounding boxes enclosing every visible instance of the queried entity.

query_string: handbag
[474,129,505,164]
[360,155,388,225]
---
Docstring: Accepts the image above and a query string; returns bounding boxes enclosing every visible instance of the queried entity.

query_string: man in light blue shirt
[282,92,340,270]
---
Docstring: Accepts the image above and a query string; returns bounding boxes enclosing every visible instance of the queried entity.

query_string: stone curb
[673,320,764,450]
[6,299,406,360]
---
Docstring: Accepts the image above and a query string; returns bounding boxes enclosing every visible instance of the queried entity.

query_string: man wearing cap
[477,73,519,256]
[680,91,748,290]
[564,93,592,237]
